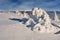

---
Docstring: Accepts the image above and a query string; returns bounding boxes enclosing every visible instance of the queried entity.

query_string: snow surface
[0,8,60,40]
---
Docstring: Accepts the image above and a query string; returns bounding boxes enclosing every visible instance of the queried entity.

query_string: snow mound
[25,8,60,33]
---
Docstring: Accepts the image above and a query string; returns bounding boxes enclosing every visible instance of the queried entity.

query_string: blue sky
[0,0,60,10]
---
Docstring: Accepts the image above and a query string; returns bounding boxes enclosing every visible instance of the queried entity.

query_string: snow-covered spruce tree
[54,11,60,22]
[32,8,59,33]
[32,8,51,33]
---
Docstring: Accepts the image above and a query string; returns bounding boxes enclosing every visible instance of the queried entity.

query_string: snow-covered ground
[0,9,60,40]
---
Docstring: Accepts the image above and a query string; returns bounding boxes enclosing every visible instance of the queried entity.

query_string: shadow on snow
[9,18,28,24]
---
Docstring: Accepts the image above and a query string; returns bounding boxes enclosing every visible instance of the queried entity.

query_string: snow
[23,11,30,19]
[0,8,60,40]
[31,8,60,33]
[54,11,60,22]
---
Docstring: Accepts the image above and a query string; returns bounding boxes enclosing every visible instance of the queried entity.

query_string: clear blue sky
[0,0,60,10]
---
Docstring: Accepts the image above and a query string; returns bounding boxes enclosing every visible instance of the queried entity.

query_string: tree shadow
[51,23,60,28]
[55,31,60,34]
[51,23,60,34]
[9,18,28,24]
[26,22,35,31]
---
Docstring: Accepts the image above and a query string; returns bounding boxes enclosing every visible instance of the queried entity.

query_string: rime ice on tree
[54,11,60,22]
[31,8,59,33]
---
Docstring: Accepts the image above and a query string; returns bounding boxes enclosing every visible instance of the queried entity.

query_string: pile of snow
[25,8,60,33]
